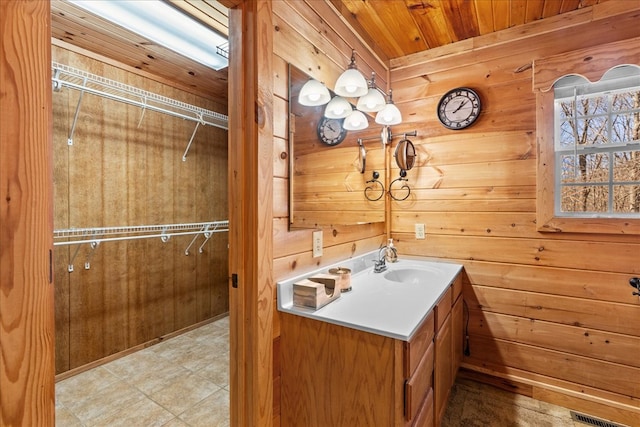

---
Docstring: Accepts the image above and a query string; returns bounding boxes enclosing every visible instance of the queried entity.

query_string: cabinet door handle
[404,379,413,421]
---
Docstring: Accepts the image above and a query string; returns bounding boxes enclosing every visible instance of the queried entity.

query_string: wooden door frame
[0,1,55,425]
[228,1,274,425]
[0,1,274,425]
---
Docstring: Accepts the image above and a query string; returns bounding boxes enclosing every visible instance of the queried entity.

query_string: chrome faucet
[373,255,387,273]
[373,243,397,273]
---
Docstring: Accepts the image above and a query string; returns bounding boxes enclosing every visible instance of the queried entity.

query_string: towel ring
[389,170,411,201]
[364,171,385,201]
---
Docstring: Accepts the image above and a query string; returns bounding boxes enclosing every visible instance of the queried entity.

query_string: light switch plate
[415,223,426,239]
[312,230,323,258]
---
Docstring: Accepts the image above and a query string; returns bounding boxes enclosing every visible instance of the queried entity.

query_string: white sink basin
[383,265,444,284]
[384,268,431,283]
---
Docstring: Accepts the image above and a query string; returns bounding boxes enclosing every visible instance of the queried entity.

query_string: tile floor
[57,316,582,427]
[55,317,230,427]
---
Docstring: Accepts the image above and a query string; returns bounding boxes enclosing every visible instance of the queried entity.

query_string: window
[553,67,640,217]
[534,38,640,234]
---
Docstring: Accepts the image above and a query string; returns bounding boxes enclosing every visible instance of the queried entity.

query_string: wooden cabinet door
[451,295,464,379]
[433,312,452,427]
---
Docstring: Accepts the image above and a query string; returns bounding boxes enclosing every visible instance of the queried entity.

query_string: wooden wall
[271,0,388,284]
[52,46,229,375]
[270,1,391,424]
[388,2,640,424]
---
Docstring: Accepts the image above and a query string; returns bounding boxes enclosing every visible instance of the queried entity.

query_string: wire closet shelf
[51,61,228,160]
[54,221,229,272]
[54,221,229,245]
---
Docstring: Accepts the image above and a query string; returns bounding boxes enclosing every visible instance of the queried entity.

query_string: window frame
[534,37,640,235]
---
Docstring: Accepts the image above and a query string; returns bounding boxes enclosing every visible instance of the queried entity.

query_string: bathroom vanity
[277,252,464,427]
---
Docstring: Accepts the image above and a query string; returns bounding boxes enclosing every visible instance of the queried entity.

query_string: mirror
[394,138,416,172]
[288,65,386,229]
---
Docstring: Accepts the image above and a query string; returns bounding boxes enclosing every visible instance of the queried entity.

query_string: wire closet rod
[53,221,229,246]
[52,62,228,130]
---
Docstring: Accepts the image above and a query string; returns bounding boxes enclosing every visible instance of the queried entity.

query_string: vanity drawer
[451,275,462,305]
[404,311,435,377]
[404,341,434,423]
[411,387,434,427]
[434,287,452,333]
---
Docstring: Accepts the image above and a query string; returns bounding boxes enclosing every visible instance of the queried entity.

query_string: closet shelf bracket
[182,116,204,161]
[66,75,88,146]
[84,241,101,270]
[185,223,211,255]
[137,96,148,128]
[67,243,82,272]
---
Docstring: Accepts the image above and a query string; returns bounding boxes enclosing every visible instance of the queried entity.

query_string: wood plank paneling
[466,335,640,398]
[468,309,640,368]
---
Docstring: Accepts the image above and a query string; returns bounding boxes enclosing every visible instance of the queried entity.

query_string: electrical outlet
[312,230,323,258]
[415,223,426,239]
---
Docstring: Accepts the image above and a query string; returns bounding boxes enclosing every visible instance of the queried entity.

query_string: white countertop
[276,251,463,341]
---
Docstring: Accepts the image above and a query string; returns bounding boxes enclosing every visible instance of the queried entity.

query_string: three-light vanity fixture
[298,49,403,130]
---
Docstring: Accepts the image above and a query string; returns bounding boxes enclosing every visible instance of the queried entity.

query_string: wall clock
[436,87,481,130]
[317,117,347,146]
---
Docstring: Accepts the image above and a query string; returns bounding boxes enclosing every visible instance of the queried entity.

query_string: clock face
[437,87,481,130]
[317,117,347,146]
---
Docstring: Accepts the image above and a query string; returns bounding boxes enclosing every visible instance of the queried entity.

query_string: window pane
[560,155,576,183]
[559,120,576,148]
[561,185,609,213]
[576,117,608,145]
[613,150,640,182]
[613,185,640,213]
[558,99,573,120]
[560,153,609,184]
[611,113,637,143]
[611,90,640,111]
[576,95,608,116]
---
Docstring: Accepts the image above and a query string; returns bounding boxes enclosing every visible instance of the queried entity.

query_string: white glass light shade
[375,103,402,125]
[298,79,331,106]
[324,96,353,119]
[334,69,368,97]
[343,110,369,131]
[356,88,386,112]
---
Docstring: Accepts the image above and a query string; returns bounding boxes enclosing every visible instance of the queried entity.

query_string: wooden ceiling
[50,0,612,110]
[330,0,612,62]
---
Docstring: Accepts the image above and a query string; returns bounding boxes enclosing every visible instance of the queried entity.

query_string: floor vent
[570,411,628,427]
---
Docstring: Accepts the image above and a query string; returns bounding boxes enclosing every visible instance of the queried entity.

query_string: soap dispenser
[385,238,398,263]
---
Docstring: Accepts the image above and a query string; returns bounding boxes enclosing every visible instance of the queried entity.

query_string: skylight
[69,0,229,70]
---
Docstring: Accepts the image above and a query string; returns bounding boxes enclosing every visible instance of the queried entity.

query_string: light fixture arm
[348,49,358,69]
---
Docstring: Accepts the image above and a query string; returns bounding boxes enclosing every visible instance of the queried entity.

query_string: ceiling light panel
[70,0,229,70]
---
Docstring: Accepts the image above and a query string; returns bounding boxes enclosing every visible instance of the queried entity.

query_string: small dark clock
[437,87,481,130]
[317,117,347,146]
